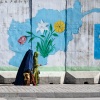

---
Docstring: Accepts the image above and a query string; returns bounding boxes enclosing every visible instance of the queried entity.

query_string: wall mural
[8,0,100,67]
[94,24,100,59]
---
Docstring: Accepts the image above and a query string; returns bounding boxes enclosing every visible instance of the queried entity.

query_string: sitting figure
[33,52,41,85]
[30,74,36,86]
[23,69,36,86]
[14,49,34,85]
[23,72,30,85]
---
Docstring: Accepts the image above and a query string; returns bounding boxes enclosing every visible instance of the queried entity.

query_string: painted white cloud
[45,51,65,67]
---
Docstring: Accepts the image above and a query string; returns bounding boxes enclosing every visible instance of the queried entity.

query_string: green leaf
[53,33,58,37]
[44,30,47,34]
[36,42,39,51]
[51,38,55,42]
[44,30,47,35]
[48,39,52,45]
[40,35,45,38]
[36,42,44,55]
[48,44,55,53]
[49,24,52,31]
[28,37,34,43]
[27,31,32,34]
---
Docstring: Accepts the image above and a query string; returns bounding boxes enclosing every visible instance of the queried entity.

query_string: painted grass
[0,66,100,71]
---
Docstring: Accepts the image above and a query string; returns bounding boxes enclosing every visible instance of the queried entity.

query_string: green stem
[26,35,31,37]
[48,30,55,39]
[32,34,44,42]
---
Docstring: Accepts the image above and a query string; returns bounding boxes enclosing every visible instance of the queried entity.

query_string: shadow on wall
[98,76,100,84]
[64,72,76,84]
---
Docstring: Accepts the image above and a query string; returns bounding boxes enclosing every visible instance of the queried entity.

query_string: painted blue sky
[8,0,100,67]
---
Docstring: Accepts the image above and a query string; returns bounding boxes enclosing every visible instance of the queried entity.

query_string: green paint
[1,66,100,71]
[39,66,65,71]
[27,24,58,58]
[39,66,100,71]
[0,66,18,71]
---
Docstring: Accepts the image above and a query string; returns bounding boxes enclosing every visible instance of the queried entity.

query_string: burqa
[14,49,33,85]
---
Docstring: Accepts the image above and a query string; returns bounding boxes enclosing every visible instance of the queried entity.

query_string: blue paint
[8,20,32,66]
[94,24,100,59]
[8,0,100,67]
[8,9,66,66]
[82,8,100,17]
[66,0,82,47]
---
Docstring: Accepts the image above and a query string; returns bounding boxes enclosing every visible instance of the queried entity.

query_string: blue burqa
[14,49,33,85]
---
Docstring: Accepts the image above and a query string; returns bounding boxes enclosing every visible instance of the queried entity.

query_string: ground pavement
[0,84,100,98]
[1,98,100,100]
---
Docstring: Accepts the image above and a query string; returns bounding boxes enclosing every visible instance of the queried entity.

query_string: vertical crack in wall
[29,0,32,49]
[64,0,67,72]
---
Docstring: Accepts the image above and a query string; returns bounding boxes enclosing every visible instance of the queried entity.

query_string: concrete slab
[0,71,17,84]
[39,72,65,84]
[64,71,100,84]
[0,71,65,84]
[0,71,100,84]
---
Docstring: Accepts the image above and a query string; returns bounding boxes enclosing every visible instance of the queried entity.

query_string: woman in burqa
[14,49,33,85]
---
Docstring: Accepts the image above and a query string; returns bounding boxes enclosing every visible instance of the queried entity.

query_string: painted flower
[54,20,65,33]
[18,36,27,44]
[36,20,48,33]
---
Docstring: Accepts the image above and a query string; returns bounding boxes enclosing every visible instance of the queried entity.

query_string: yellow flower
[54,20,65,33]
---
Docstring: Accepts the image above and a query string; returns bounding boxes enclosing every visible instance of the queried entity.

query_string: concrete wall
[0,0,100,71]
[66,0,100,68]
